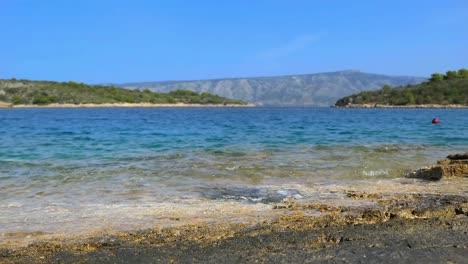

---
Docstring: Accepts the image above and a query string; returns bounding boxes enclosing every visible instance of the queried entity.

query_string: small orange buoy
[432,118,440,124]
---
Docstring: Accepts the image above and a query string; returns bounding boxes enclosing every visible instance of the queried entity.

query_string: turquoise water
[0,107,467,238]
[1,108,467,159]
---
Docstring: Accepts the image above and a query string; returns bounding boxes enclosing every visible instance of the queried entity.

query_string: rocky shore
[334,103,468,108]
[406,153,468,180]
[1,155,467,263]
[1,192,466,263]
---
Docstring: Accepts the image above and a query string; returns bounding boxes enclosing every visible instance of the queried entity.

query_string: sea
[1,107,467,244]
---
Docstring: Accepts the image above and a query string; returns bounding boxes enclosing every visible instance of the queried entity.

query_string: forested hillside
[0,79,247,105]
[335,69,468,106]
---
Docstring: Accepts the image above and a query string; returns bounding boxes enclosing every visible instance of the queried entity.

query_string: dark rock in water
[406,153,468,180]
[447,153,468,160]
[406,166,445,181]
[200,187,304,204]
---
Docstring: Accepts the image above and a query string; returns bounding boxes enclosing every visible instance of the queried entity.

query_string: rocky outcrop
[406,153,468,180]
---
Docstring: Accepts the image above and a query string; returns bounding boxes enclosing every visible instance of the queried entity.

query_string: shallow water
[0,107,467,244]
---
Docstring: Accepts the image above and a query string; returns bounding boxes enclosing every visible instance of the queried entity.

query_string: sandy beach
[0,102,12,108]
[6,103,256,108]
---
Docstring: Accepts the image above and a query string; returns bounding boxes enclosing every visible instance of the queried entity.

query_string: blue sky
[1,0,467,83]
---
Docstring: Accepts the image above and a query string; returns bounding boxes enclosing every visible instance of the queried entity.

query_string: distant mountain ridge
[120,71,426,106]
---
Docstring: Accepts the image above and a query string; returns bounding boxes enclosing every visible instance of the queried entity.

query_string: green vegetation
[167,90,243,105]
[335,69,468,106]
[0,79,247,105]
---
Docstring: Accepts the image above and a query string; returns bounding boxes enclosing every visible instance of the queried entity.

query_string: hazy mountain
[120,71,426,106]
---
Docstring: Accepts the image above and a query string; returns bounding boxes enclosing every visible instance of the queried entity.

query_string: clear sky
[1,0,467,83]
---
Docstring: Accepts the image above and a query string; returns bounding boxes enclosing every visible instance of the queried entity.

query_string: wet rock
[2,192,467,263]
[447,153,468,160]
[406,166,445,180]
[200,187,304,204]
[406,153,468,180]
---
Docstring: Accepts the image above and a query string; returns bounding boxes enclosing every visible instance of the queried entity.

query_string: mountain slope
[121,71,426,106]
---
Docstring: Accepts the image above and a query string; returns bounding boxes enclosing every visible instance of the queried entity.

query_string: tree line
[429,69,468,82]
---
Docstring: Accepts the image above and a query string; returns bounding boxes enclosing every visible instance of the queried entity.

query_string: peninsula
[0,79,251,108]
[334,69,468,108]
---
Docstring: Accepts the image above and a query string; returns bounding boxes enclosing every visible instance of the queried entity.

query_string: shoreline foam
[1,177,466,243]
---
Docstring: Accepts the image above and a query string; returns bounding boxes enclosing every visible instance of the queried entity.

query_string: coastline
[0,102,12,108]
[1,177,467,263]
[1,108,467,263]
[1,102,256,108]
[334,103,468,108]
